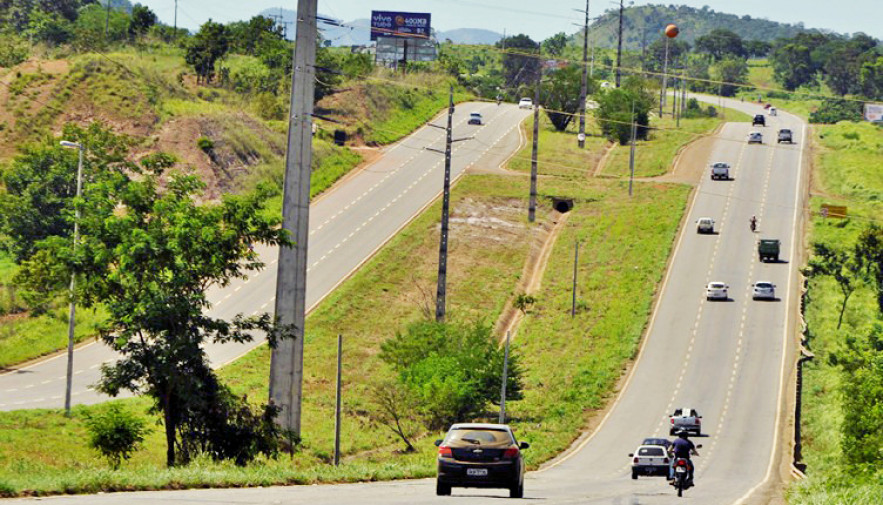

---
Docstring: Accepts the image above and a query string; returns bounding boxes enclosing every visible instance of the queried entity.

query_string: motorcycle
[671,458,692,497]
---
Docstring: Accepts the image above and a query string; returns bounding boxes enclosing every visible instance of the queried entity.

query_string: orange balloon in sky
[665,24,679,38]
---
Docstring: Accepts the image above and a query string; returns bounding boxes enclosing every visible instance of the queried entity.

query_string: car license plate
[467,468,488,477]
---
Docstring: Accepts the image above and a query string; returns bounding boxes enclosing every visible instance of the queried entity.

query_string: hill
[584,4,831,49]
[438,28,502,45]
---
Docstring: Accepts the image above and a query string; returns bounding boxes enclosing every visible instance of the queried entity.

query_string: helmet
[675,428,689,437]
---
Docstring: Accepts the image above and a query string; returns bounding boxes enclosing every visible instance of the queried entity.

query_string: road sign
[820,204,847,218]
[864,103,883,122]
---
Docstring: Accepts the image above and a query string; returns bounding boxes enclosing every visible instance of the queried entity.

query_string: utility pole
[615,0,625,87]
[104,0,111,38]
[334,334,342,466]
[660,37,669,117]
[571,240,579,318]
[577,0,590,148]
[173,0,178,41]
[628,100,637,196]
[499,331,511,424]
[269,0,318,439]
[59,140,84,417]
[528,74,540,222]
[435,87,455,322]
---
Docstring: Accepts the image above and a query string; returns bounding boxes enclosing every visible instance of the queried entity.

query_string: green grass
[786,121,883,504]
[0,117,695,495]
[508,113,608,179]
[602,108,751,178]
[0,305,108,369]
[747,59,775,90]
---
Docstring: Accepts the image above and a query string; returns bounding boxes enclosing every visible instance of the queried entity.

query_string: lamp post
[59,140,84,417]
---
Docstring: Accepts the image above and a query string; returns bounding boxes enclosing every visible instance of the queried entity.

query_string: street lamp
[59,140,84,417]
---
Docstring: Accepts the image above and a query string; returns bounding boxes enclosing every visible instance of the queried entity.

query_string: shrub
[197,136,214,151]
[809,99,863,124]
[84,404,149,469]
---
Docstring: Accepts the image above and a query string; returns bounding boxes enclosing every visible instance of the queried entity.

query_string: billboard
[864,103,883,122]
[370,11,431,40]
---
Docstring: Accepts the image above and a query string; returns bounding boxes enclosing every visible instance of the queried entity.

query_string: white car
[629,444,670,479]
[518,97,533,109]
[752,281,776,300]
[706,282,729,301]
[710,162,730,180]
[747,131,763,144]
[696,217,715,234]
[769,107,777,116]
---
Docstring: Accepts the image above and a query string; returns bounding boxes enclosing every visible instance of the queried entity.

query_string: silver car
[747,131,763,144]
[752,281,776,300]
[706,282,729,301]
[696,217,715,234]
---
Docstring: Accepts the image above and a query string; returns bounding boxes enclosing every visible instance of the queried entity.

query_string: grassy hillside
[787,121,883,504]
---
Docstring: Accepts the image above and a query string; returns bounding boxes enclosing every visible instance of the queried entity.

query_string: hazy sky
[145,0,881,41]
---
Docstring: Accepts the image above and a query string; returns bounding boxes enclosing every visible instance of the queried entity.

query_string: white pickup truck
[669,407,702,436]
[710,162,730,180]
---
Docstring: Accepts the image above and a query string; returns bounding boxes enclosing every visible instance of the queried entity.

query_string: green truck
[758,239,781,262]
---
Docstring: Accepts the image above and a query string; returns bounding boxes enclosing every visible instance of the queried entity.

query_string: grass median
[0,110,702,497]
[786,121,883,505]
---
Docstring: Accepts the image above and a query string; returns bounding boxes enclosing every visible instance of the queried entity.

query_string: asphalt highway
[0,102,531,410]
[4,97,807,505]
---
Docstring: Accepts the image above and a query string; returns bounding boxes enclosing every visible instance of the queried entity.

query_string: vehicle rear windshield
[638,447,666,456]
[445,428,512,445]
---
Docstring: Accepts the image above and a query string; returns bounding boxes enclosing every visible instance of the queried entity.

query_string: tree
[855,224,883,315]
[595,77,655,145]
[497,34,540,89]
[822,38,878,96]
[127,3,156,40]
[15,130,293,466]
[0,123,136,264]
[185,19,230,84]
[711,57,748,97]
[695,29,746,61]
[771,43,815,91]
[369,378,421,452]
[541,65,594,131]
[542,32,568,57]
[836,324,883,467]
[644,37,690,74]
[860,56,883,100]
[379,321,522,430]
[84,404,148,469]
[744,40,771,58]
[808,99,863,123]
[808,243,860,329]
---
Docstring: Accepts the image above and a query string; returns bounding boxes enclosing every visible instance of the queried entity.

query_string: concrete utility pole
[615,0,625,87]
[173,0,178,41]
[577,0,590,148]
[434,87,455,322]
[571,240,579,318]
[528,74,540,222]
[628,100,637,197]
[269,0,318,439]
[334,334,343,466]
[104,0,111,38]
[660,37,670,118]
[499,331,511,424]
[59,140,84,417]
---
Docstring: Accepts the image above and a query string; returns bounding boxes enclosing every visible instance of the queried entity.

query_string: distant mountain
[437,28,502,45]
[583,4,835,49]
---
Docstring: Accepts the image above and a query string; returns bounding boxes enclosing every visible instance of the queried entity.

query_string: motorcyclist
[496,94,502,105]
[750,215,757,232]
[669,429,699,485]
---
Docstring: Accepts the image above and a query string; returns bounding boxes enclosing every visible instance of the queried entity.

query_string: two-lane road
[0,102,531,410]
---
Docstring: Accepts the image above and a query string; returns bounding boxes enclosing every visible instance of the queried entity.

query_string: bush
[84,404,148,469]
[809,99,863,124]
[379,321,523,429]
[197,136,214,151]
[0,35,29,68]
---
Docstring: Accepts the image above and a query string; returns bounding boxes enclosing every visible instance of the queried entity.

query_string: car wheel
[436,481,451,496]
[632,469,638,480]
[510,481,524,498]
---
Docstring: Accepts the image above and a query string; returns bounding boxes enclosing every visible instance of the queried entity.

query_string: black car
[777,128,793,143]
[436,423,529,498]
[468,112,483,125]
[752,114,766,126]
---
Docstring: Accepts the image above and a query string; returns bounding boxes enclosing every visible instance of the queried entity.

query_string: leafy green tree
[73,3,129,50]
[744,40,771,58]
[541,64,594,131]
[836,324,883,467]
[542,32,568,57]
[0,34,30,67]
[771,43,815,91]
[227,16,284,56]
[379,321,523,429]
[644,37,690,74]
[808,99,862,123]
[695,29,746,61]
[860,56,883,100]
[127,3,156,40]
[0,123,136,264]
[855,224,883,314]
[808,243,861,329]
[497,34,540,89]
[185,19,230,84]
[595,76,655,145]
[711,57,748,97]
